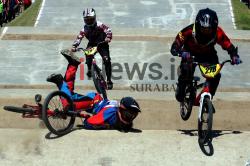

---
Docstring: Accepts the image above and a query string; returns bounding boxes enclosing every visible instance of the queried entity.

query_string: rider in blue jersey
[47,46,140,132]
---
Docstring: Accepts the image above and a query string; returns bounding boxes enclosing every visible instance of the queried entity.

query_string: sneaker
[87,70,92,78]
[61,49,81,65]
[47,73,63,85]
[107,80,113,90]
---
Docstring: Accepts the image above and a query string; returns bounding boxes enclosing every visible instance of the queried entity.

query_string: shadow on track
[45,125,142,139]
[178,130,243,156]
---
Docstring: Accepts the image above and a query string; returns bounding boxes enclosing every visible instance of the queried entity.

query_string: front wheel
[92,64,107,100]
[198,97,213,144]
[42,91,75,136]
[180,86,195,121]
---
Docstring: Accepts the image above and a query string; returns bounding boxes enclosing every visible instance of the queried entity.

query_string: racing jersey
[73,21,112,47]
[83,100,119,129]
[171,24,236,63]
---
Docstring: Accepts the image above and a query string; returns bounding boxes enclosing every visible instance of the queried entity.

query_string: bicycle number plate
[84,47,97,56]
[199,64,222,78]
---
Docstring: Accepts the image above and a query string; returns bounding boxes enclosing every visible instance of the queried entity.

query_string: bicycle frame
[21,104,42,119]
[77,42,108,99]
[191,60,231,120]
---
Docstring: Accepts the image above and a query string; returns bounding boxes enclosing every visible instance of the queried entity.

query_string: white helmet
[83,8,96,27]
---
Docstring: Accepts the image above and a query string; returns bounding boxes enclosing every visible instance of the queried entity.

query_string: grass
[231,0,250,30]
[7,0,43,26]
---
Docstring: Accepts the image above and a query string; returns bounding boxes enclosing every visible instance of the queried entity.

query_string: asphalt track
[0,0,250,165]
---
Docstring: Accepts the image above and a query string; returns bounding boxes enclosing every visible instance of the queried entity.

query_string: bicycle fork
[196,83,212,121]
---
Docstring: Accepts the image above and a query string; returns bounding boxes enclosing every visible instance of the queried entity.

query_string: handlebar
[76,41,106,52]
[189,56,232,67]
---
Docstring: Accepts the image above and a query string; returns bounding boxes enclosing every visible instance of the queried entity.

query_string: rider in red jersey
[170,8,242,103]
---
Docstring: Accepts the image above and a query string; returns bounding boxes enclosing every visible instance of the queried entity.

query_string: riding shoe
[61,49,81,65]
[107,80,113,90]
[47,73,63,86]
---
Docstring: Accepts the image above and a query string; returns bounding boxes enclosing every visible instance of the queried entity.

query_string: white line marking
[0,27,8,40]
[228,0,237,29]
[34,0,46,27]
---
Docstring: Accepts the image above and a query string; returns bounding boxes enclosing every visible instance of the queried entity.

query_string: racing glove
[231,56,242,65]
[229,46,242,65]
[180,51,191,61]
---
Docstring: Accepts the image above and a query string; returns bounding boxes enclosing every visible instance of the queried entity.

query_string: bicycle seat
[193,76,200,82]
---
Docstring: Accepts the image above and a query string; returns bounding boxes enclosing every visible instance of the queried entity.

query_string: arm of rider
[101,23,112,43]
[71,29,85,52]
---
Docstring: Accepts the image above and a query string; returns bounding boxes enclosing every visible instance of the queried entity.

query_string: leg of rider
[63,63,94,110]
[86,42,94,77]
[208,73,221,97]
[86,55,93,77]
[64,64,78,93]
[98,44,112,83]
[176,61,194,102]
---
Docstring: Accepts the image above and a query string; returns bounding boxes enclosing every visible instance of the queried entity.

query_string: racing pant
[176,57,221,103]
[58,63,103,111]
[86,42,112,82]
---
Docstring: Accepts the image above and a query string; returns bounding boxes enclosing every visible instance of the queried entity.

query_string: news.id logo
[246,159,250,166]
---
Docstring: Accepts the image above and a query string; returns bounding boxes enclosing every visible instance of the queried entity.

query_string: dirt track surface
[0,129,249,166]
[1,97,249,131]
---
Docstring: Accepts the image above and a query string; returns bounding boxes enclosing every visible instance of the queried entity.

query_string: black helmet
[119,97,141,123]
[83,8,96,27]
[194,8,218,45]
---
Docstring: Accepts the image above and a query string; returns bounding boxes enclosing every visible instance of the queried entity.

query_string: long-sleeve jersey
[73,21,112,47]
[83,100,119,130]
[170,24,237,63]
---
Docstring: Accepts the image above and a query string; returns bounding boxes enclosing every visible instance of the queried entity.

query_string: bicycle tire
[4,106,34,114]
[180,86,194,121]
[91,64,108,100]
[42,91,75,136]
[198,97,213,144]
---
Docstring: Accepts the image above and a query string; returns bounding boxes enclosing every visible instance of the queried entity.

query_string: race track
[0,0,250,165]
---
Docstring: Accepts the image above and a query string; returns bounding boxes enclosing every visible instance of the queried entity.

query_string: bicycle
[77,41,108,100]
[179,58,234,143]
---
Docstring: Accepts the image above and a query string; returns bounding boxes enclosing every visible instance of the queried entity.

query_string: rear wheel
[4,106,34,114]
[92,64,107,100]
[198,97,213,144]
[42,91,75,136]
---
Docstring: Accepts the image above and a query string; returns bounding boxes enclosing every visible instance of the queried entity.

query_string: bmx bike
[4,43,108,136]
[179,58,235,143]
[76,41,108,100]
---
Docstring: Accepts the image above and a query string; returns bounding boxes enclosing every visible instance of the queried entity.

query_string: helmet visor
[84,16,95,26]
[119,105,138,122]
[200,27,213,36]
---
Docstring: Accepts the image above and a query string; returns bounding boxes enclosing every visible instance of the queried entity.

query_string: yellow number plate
[199,64,222,78]
[84,47,97,56]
